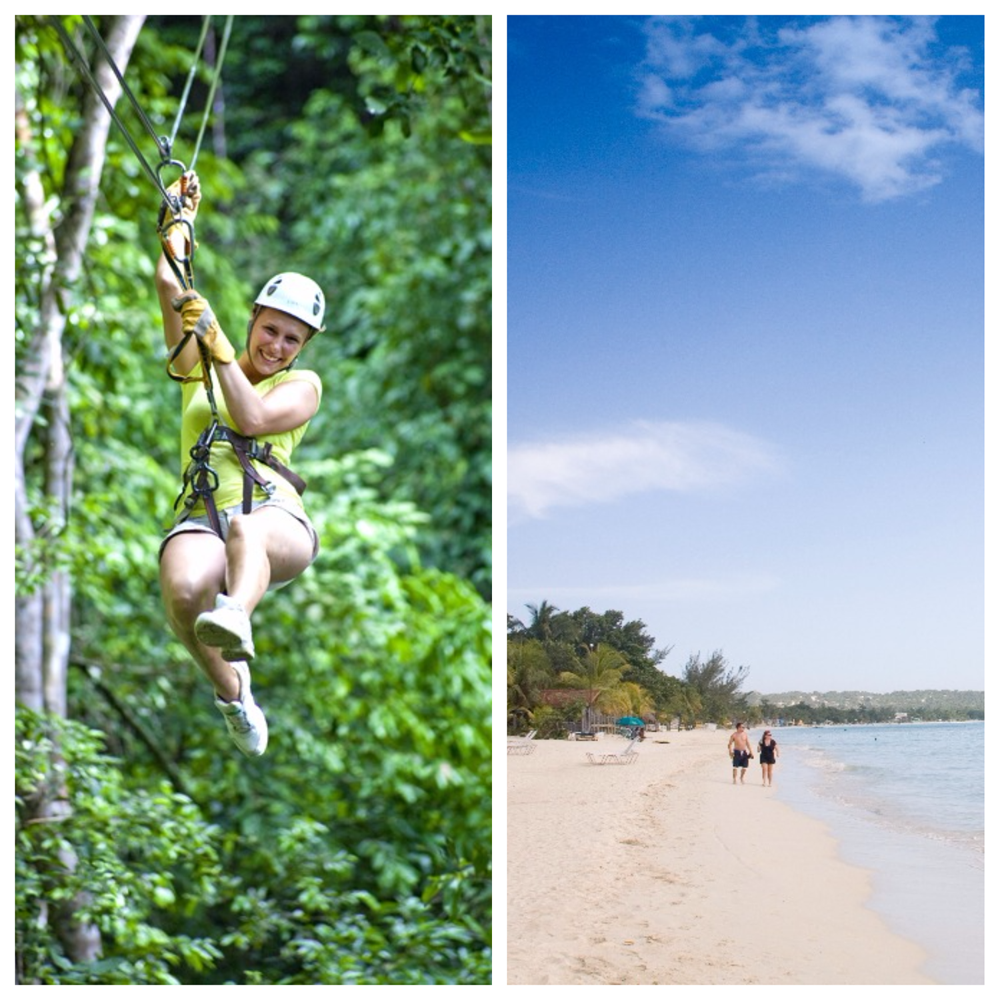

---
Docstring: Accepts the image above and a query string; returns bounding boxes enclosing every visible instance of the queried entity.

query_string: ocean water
[767,721,984,985]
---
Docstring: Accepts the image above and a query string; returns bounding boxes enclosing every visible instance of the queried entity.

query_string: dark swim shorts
[732,750,750,768]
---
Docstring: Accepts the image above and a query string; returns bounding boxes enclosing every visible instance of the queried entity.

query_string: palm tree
[507,638,552,731]
[558,643,628,731]
[670,685,703,729]
[525,600,559,643]
[603,680,655,720]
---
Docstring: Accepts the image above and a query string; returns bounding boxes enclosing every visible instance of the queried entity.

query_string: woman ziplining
[156,171,326,756]
[52,17,327,756]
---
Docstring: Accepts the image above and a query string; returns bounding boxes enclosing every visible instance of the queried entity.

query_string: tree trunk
[14,81,54,712]
[16,12,145,705]
[14,14,147,966]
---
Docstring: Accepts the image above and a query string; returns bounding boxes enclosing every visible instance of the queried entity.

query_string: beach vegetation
[557,643,629,730]
[507,638,554,728]
[521,600,566,643]
[526,703,583,740]
[602,681,656,720]
[753,689,983,721]
[756,697,983,726]
[682,651,751,726]
[508,604,754,733]
[665,684,704,730]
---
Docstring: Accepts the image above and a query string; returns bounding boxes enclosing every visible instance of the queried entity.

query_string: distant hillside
[748,689,984,715]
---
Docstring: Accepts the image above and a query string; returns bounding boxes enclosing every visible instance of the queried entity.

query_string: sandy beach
[506,729,935,985]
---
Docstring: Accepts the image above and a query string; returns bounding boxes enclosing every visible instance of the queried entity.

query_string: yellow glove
[171,290,235,364]
[158,171,201,260]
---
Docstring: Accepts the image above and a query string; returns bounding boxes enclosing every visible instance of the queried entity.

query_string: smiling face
[242,306,312,382]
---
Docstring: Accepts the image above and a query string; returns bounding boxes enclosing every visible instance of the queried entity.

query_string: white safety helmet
[254,272,325,331]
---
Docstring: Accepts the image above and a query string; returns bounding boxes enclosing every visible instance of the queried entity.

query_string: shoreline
[506,729,934,985]
[770,721,984,984]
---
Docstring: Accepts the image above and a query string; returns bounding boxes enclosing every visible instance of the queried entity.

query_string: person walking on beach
[727,722,753,784]
[758,730,779,786]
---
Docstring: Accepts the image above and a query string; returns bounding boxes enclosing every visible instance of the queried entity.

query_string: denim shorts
[159,496,320,568]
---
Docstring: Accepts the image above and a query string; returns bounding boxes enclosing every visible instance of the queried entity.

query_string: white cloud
[508,419,780,520]
[636,15,983,202]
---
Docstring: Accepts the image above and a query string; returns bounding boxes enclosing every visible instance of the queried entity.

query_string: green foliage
[623,657,685,712]
[507,603,757,732]
[758,695,984,725]
[223,17,493,598]
[526,704,581,740]
[508,603,686,724]
[682,651,751,725]
[20,455,492,985]
[558,644,628,707]
[507,637,554,730]
[757,689,984,716]
[15,709,224,985]
[202,454,492,983]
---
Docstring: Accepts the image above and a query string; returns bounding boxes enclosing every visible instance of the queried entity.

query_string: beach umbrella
[617,716,644,726]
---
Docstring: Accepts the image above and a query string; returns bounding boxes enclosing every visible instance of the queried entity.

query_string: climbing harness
[52,16,306,540]
[174,421,307,539]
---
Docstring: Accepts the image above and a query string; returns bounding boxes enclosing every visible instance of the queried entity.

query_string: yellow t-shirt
[177,365,322,516]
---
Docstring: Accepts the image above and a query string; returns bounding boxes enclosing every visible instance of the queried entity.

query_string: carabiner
[156,158,190,213]
[156,159,197,289]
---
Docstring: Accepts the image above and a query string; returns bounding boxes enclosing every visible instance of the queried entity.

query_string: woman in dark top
[758,730,779,786]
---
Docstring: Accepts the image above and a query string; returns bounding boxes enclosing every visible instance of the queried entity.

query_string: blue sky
[505,15,985,694]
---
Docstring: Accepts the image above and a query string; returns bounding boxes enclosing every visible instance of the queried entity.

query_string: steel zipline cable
[50,15,234,204]
[188,17,234,172]
[50,14,237,426]
[47,15,318,550]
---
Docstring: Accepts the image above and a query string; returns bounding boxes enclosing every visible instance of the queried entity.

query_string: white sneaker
[195,594,255,661]
[214,661,268,756]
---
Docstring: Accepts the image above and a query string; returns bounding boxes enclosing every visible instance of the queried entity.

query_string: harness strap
[223,427,308,505]
[173,421,307,540]
[174,419,223,536]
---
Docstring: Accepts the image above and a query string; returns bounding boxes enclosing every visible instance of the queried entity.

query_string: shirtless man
[727,722,753,784]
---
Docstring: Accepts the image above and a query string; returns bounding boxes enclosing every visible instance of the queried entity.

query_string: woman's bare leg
[223,507,315,611]
[159,531,242,701]
[163,510,313,691]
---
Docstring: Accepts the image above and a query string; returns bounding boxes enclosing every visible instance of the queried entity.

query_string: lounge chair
[507,729,538,755]
[586,738,639,765]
